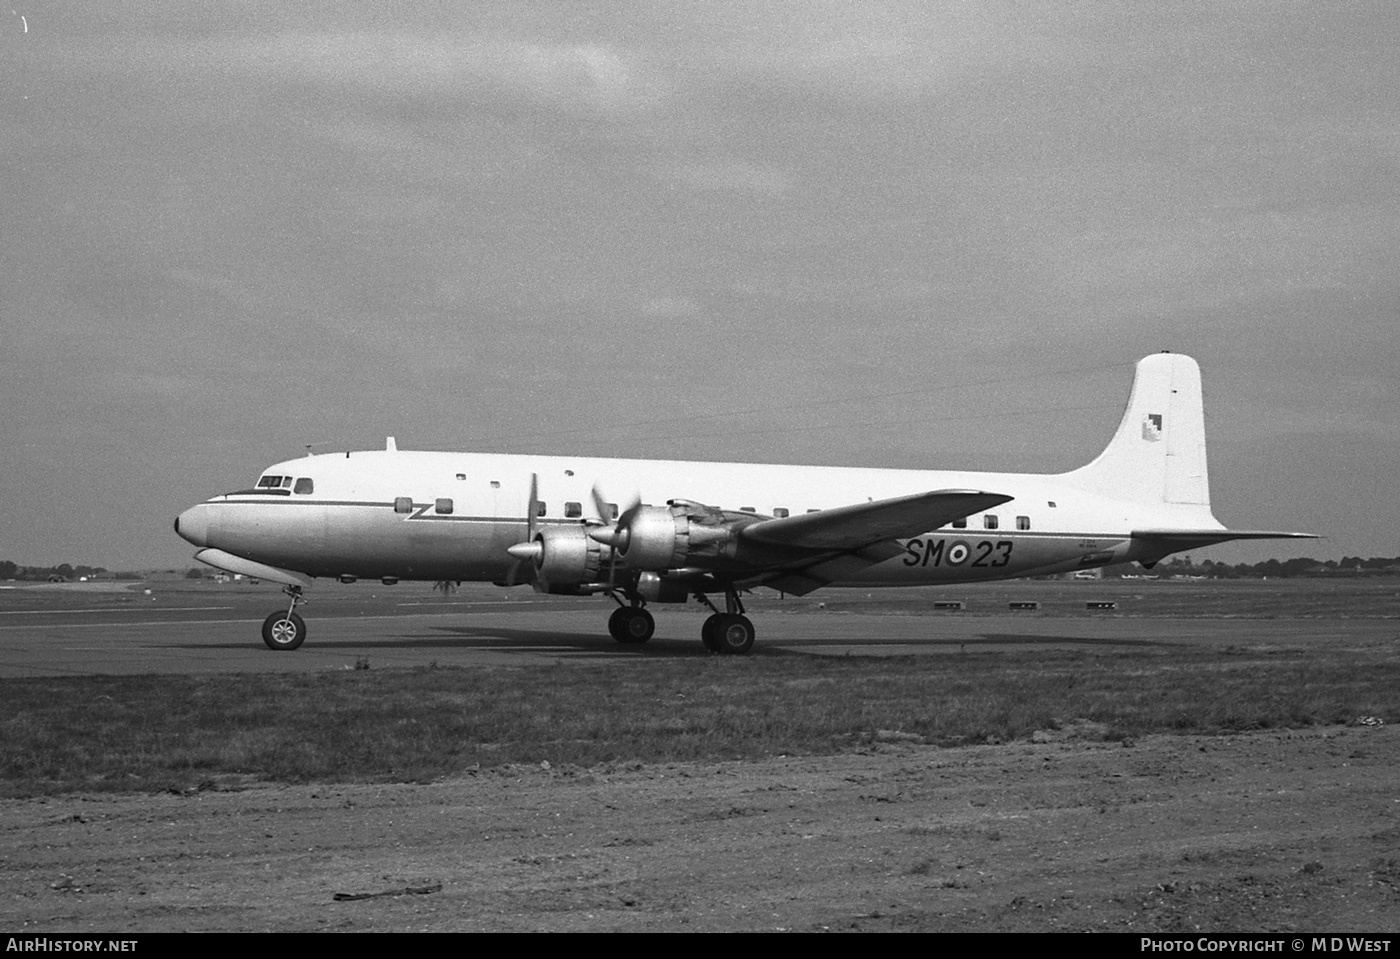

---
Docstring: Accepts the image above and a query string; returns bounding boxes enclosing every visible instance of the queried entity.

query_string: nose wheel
[262,586,308,650]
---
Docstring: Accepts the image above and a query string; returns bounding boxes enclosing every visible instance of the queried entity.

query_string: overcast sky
[3,1,1397,570]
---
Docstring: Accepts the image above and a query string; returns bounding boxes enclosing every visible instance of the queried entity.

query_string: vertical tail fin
[1062,352,1212,510]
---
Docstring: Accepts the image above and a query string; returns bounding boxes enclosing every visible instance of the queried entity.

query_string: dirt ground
[2,724,1397,932]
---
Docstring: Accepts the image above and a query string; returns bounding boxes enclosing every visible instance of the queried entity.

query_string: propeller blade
[589,484,612,526]
[505,472,542,587]
[527,472,539,540]
[590,482,641,528]
[589,482,641,589]
[616,498,644,530]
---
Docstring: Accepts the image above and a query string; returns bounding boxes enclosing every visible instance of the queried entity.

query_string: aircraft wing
[739,489,1014,551]
[723,489,1012,596]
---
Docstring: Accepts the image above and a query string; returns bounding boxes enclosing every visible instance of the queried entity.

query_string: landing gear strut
[697,588,755,655]
[262,586,307,651]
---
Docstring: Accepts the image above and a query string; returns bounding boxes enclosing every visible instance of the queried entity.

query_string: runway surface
[1,583,1390,676]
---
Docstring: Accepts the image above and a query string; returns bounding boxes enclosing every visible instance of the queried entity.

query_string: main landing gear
[607,602,655,645]
[262,586,307,651]
[697,588,755,656]
[603,586,755,654]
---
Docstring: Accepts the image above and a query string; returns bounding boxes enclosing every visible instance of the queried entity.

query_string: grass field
[2,577,1396,799]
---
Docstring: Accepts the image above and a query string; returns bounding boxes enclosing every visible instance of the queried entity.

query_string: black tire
[261,611,306,651]
[701,614,723,652]
[608,607,654,645]
[714,613,755,655]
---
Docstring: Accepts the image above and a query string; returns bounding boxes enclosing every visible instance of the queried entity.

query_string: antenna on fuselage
[386,436,397,452]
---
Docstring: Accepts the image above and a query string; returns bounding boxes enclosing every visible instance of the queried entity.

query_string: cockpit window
[257,475,290,489]
[293,477,314,495]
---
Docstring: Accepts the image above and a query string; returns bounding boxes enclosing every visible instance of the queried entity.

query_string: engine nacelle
[615,503,750,571]
[532,526,601,590]
[618,506,692,570]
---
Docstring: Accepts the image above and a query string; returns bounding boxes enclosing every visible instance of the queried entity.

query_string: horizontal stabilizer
[1131,526,1316,557]
[740,489,1014,551]
[1133,529,1318,548]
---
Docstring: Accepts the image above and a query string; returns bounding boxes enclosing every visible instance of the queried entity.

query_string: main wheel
[608,607,654,645]
[261,611,306,651]
[714,613,755,655]
[701,614,723,652]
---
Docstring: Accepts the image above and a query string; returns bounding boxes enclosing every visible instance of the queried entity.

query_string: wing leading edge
[739,489,1014,551]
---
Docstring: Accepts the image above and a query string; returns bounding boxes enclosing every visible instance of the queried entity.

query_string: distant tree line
[0,561,222,581]
[1104,555,1400,579]
[0,561,110,581]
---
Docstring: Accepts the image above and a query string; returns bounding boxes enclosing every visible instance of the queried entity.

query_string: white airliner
[175,352,1312,653]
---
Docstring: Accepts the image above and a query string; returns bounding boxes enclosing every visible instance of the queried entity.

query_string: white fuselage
[175,448,1191,587]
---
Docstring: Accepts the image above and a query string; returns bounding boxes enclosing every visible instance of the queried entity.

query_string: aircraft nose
[175,504,210,547]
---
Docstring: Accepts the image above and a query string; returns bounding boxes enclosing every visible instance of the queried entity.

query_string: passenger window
[773,508,790,518]
[606,503,619,519]
[394,497,413,514]
[293,478,313,495]
[984,515,999,530]
[1016,515,1030,531]
[536,501,547,518]
[435,498,454,515]
[740,506,756,514]
[952,517,967,529]
[565,501,582,518]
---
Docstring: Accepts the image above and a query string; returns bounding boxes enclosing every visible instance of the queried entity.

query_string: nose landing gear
[262,586,307,651]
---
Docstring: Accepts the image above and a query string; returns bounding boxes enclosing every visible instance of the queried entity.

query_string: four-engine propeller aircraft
[175,352,1313,653]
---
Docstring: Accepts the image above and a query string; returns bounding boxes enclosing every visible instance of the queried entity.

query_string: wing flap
[753,543,908,596]
[739,489,1013,551]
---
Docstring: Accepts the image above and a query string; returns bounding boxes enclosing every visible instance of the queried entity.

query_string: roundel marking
[946,540,971,566]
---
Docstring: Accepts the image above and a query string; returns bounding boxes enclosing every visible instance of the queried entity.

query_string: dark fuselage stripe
[207,499,1131,540]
